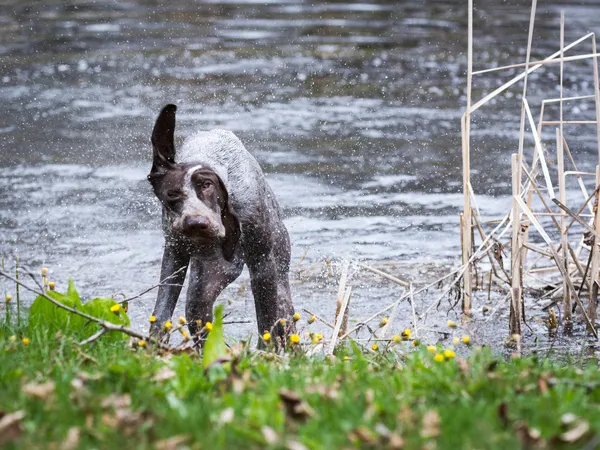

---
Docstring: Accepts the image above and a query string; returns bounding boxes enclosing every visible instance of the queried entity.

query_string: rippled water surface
[2,0,600,346]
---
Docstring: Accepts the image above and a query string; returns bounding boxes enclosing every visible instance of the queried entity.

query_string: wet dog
[148,104,294,340]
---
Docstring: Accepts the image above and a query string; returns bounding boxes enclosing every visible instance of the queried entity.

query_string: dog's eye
[201,181,213,190]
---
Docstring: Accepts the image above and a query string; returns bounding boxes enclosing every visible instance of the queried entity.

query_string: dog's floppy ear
[217,178,241,261]
[150,104,177,175]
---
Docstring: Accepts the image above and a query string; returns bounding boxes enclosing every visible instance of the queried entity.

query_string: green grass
[1,321,599,449]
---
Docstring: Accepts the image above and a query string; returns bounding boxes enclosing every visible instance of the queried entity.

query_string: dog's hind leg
[185,257,243,337]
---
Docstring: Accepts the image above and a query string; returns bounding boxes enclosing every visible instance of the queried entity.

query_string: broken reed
[460,0,600,339]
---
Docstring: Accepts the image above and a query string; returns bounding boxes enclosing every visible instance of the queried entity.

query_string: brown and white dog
[148,104,294,341]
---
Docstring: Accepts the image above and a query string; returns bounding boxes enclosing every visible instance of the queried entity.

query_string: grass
[1,320,600,449]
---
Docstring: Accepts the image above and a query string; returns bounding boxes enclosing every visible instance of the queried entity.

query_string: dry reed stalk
[357,263,410,288]
[472,52,600,75]
[460,0,474,315]
[471,33,594,112]
[524,99,556,198]
[558,20,573,325]
[588,165,600,330]
[543,120,597,125]
[516,196,598,337]
[328,285,352,354]
[334,261,349,323]
[510,154,523,336]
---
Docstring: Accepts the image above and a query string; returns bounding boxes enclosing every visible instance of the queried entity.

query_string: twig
[328,285,352,354]
[117,266,188,304]
[357,263,410,288]
[0,268,170,349]
[302,308,335,330]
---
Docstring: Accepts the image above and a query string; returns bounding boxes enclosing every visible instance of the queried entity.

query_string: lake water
[2,0,600,349]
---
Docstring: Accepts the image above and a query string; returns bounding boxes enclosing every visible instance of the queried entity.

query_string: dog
[147,104,295,341]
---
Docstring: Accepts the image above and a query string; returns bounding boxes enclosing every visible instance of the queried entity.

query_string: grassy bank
[1,321,599,449]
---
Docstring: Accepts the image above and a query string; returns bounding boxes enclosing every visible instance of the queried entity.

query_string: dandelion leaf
[203,305,227,369]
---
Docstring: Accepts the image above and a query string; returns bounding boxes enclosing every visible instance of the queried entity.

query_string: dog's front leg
[150,244,189,336]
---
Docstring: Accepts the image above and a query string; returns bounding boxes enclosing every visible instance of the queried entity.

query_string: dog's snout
[183,216,210,234]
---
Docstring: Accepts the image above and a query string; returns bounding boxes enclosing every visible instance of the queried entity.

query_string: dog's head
[148,104,240,260]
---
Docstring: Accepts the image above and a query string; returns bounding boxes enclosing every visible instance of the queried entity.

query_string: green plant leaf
[28,280,129,342]
[203,305,227,369]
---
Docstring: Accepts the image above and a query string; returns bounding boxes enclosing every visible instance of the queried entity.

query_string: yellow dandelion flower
[290,334,300,344]
[195,319,202,327]
[279,319,287,326]
[427,345,437,353]
[371,343,379,351]
[22,337,31,346]
[412,339,420,347]
[164,321,172,330]
[452,336,460,346]
[149,315,157,323]
[434,353,445,363]
[293,312,301,322]
[110,304,121,313]
[401,328,411,340]
[344,356,352,361]
[447,320,457,328]
[308,315,317,324]
[41,267,48,276]
[392,334,401,343]
[138,340,147,347]
[5,293,12,303]
[316,333,323,340]
[48,282,55,291]
[205,322,213,332]
[182,331,191,341]
[178,316,187,325]
[379,317,388,327]
[263,332,271,342]
[462,335,471,345]
[443,349,456,359]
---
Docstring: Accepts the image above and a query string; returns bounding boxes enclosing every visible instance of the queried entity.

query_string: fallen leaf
[101,393,131,410]
[218,407,235,425]
[348,426,378,447]
[152,367,177,382]
[498,402,509,428]
[388,432,405,449]
[154,434,191,450]
[279,389,314,421]
[22,381,56,400]
[286,440,308,450]
[421,410,441,438]
[560,420,590,443]
[62,427,80,450]
[0,410,25,446]
[261,426,279,445]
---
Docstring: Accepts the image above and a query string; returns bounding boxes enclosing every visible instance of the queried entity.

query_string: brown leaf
[152,367,177,382]
[22,381,56,400]
[218,407,235,425]
[514,421,543,447]
[261,426,279,445]
[388,432,405,449]
[560,420,590,443]
[101,393,131,410]
[154,435,191,450]
[279,389,314,421]
[421,410,441,438]
[348,426,378,447]
[498,402,509,428]
[286,440,308,450]
[0,410,25,446]
[62,427,81,450]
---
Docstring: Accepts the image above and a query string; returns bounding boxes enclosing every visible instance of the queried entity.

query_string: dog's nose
[183,216,210,234]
